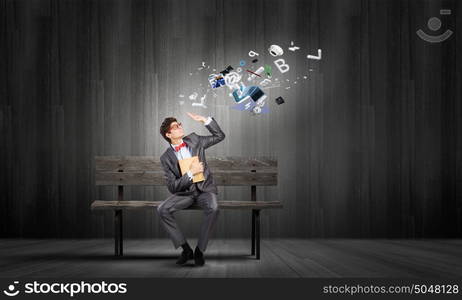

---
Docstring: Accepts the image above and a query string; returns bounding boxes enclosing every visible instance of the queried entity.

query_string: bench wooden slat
[91,200,283,210]
[95,156,162,172]
[95,156,277,172]
[95,171,277,186]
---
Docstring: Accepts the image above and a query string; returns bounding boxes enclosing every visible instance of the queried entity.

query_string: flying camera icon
[416,9,453,43]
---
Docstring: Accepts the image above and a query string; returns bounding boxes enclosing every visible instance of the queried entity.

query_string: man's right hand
[190,161,204,175]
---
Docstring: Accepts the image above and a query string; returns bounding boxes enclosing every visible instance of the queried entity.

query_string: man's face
[166,121,184,142]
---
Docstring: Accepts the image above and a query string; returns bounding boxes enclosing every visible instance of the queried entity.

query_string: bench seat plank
[95,171,277,186]
[91,200,283,210]
[96,156,277,172]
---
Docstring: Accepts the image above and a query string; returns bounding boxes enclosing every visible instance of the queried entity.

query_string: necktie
[174,142,186,152]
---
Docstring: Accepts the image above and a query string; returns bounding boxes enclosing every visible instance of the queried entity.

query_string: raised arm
[187,112,225,149]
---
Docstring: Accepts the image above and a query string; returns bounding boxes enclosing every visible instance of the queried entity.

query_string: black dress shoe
[176,249,193,265]
[194,247,205,266]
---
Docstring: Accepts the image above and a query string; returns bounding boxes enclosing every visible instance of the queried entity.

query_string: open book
[178,156,205,183]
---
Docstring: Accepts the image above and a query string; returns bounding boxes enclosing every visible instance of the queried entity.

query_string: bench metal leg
[114,209,123,256]
[251,210,256,255]
[255,209,260,260]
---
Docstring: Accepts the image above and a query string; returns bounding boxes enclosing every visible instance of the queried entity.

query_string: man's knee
[157,202,169,218]
[206,193,219,214]
[157,194,177,217]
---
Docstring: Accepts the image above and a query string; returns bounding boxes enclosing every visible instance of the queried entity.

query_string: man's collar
[170,138,184,148]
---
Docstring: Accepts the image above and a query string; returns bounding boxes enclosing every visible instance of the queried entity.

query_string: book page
[178,156,205,183]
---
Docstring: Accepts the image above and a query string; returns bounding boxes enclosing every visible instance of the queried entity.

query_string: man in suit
[157,112,225,266]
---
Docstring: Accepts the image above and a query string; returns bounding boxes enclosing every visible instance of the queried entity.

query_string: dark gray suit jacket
[160,117,225,195]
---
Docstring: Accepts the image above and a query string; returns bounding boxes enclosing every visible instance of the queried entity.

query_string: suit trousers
[157,188,219,252]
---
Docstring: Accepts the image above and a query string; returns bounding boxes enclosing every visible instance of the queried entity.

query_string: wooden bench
[91,156,282,259]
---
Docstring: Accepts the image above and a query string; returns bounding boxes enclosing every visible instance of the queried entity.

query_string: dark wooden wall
[1,0,461,239]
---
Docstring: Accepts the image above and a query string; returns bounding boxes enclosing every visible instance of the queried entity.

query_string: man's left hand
[187,112,207,124]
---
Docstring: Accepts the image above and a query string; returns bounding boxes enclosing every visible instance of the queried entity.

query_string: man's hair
[160,117,178,143]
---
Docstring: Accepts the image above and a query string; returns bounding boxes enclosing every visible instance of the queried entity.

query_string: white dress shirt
[171,116,212,180]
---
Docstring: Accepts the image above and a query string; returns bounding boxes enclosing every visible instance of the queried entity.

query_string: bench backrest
[95,156,278,186]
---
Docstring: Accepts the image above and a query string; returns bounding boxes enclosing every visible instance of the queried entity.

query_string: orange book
[178,156,205,183]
